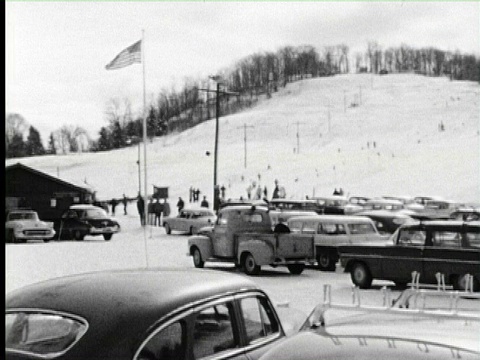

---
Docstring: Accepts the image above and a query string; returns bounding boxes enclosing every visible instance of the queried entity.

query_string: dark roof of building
[6,162,92,193]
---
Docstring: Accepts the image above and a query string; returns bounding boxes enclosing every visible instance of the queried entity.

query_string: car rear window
[6,311,88,357]
[348,223,377,235]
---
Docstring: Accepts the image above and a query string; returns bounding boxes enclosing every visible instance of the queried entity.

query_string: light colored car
[259,285,480,360]
[382,195,425,212]
[5,210,55,243]
[362,198,406,212]
[419,199,461,219]
[287,215,386,271]
[163,208,216,235]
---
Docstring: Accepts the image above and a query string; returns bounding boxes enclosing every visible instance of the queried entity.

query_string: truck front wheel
[350,262,372,289]
[243,253,260,276]
[192,247,204,268]
[287,264,305,275]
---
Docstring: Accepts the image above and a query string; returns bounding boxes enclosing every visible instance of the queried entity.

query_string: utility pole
[198,77,238,212]
[237,123,255,168]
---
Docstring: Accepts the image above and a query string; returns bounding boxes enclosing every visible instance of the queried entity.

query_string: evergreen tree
[96,127,111,151]
[48,132,56,155]
[25,126,46,156]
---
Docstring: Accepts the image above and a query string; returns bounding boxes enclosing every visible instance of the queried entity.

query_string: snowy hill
[6,74,480,207]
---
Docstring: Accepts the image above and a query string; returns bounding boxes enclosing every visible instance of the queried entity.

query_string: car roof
[366,198,403,205]
[400,220,480,230]
[69,204,102,210]
[357,210,412,218]
[6,268,259,351]
[287,215,375,223]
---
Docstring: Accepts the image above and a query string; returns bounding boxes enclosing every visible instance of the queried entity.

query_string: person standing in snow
[110,198,118,215]
[201,196,209,208]
[272,179,280,199]
[122,194,128,215]
[177,197,185,213]
[137,194,145,226]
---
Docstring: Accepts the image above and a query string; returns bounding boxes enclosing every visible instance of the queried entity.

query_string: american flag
[105,40,141,70]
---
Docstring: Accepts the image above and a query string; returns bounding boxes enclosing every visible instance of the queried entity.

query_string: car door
[235,294,284,360]
[381,228,425,283]
[59,210,79,239]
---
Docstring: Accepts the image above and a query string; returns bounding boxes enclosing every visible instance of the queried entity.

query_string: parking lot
[6,214,405,314]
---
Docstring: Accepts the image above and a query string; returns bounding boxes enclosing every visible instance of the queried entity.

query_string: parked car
[268,199,324,214]
[5,209,55,243]
[259,285,480,360]
[344,196,370,214]
[163,208,216,235]
[356,209,416,234]
[57,204,120,241]
[419,199,461,219]
[311,195,349,214]
[449,206,480,221]
[6,268,304,360]
[382,195,425,212]
[362,198,405,211]
[339,220,480,290]
[287,215,386,271]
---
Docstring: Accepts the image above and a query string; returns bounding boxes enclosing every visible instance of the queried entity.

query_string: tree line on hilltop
[5,42,480,159]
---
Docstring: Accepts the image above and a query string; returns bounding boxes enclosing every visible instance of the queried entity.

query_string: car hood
[8,220,52,227]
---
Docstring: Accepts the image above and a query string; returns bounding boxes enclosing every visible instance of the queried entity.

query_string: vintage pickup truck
[339,220,480,291]
[187,205,315,275]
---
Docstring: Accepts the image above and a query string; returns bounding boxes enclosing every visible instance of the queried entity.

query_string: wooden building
[5,163,95,222]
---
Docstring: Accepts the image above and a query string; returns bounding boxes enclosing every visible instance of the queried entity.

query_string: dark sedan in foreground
[6,269,296,360]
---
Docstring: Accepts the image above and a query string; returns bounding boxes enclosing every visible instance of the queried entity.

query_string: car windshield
[84,208,108,218]
[6,311,88,357]
[9,212,39,221]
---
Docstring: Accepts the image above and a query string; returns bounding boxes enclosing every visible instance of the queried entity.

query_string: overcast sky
[5,1,480,140]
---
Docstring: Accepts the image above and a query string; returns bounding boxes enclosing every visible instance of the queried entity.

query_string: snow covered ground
[6,73,480,207]
[5,74,480,302]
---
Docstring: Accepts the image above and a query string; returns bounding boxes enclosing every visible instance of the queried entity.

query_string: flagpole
[142,29,149,268]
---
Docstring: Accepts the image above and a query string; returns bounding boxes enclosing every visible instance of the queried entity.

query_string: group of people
[189,187,202,203]
[136,195,171,226]
[109,194,129,216]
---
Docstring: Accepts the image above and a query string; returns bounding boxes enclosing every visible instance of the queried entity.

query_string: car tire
[243,253,260,276]
[317,251,336,272]
[74,230,84,241]
[43,238,51,243]
[192,247,204,268]
[103,234,113,241]
[287,264,305,275]
[350,262,372,289]
[164,223,171,235]
[6,229,15,243]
